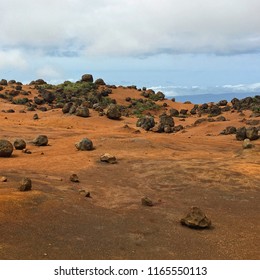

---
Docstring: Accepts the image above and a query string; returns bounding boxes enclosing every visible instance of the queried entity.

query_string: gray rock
[75,138,93,151]
[220,126,237,135]
[62,102,73,114]
[19,177,32,191]
[180,206,211,229]
[14,138,26,150]
[0,139,13,157]
[33,135,48,146]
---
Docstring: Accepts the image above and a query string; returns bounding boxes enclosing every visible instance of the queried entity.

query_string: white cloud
[36,65,62,79]
[0,49,28,70]
[1,0,260,56]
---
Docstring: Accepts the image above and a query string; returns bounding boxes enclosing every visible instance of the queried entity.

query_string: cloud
[1,0,260,57]
[0,49,28,70]
[36,65,62,79]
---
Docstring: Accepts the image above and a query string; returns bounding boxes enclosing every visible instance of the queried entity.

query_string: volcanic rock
[136,115,155,131]
[33,135,48,146]
[19,177,32,191]
[81,74,93,83]
[220,126,237,135]
[236,127,247,141]
[180,206,211,229]
[94,78,106,85]
[0,139,13,157]
[75,106,90,118]
[75,138,93,151]
[106,104,121,120]
[246,127,259,140]
[14,138,26,150]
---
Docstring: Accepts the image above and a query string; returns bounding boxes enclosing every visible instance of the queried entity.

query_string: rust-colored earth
[0,84,259,260]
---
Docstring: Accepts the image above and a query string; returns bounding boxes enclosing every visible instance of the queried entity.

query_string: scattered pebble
[0,176,7,182]
[141,197,154,207]
[70,174,79,183]
[19,177,32,192]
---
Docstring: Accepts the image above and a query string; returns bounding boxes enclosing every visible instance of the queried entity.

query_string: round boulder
[136,115,155,131]
[94,78,106,86]
[75,138,93,151]
[14,138,26,150]
[106,104,121,120]
[33,135,48,146]
[246,127,259,141]
[75,106,90,118]
[81,74,93,83]
[0,140,13,157]
[236,127,247,141]
[180,206,211,229]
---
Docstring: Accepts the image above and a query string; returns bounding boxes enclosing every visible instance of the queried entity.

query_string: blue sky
[0,0,260,96]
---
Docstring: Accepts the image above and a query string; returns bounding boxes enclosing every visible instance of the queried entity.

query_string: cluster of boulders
[136,113,183,133]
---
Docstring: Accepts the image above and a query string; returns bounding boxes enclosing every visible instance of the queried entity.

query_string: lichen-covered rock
[0,140,13,157]
[180,207,211,229]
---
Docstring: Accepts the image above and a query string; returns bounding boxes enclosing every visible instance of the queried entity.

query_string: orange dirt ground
[0,84,259,260]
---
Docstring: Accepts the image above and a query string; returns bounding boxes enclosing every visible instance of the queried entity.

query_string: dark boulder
[220,126,237,135]
[75,138,93,151]
[75,106,90,118]
[236,127,247,141]
[81,74,93,83]
[0,140,13,157]
[136,116,155,131]
[217,100,228,106]
[180,109,188,115]
[41,91,55,103]
[14,139,26,150]
[0,79,7,86]
[33,135,48,146]
[62,102,73,114]
[208,105,221,116]
[94,78,106,85]
[246,127,259,140]
[169,108,179,117]
[106,104,121,120]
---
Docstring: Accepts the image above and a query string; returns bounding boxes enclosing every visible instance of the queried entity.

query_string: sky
[1,0,260,97]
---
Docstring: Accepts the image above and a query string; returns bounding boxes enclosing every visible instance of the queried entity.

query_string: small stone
[22,149,32,154]
[0,176,7,182]
[242,139,254,149]
[33,113,39,120]
[19,177,32,191]
[180,206,211,229]
[100,153,117,164]
[141,197,154,207]
[70,174,79,183]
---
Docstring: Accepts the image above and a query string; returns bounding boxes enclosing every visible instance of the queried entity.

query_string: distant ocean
[149,84,260,104]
